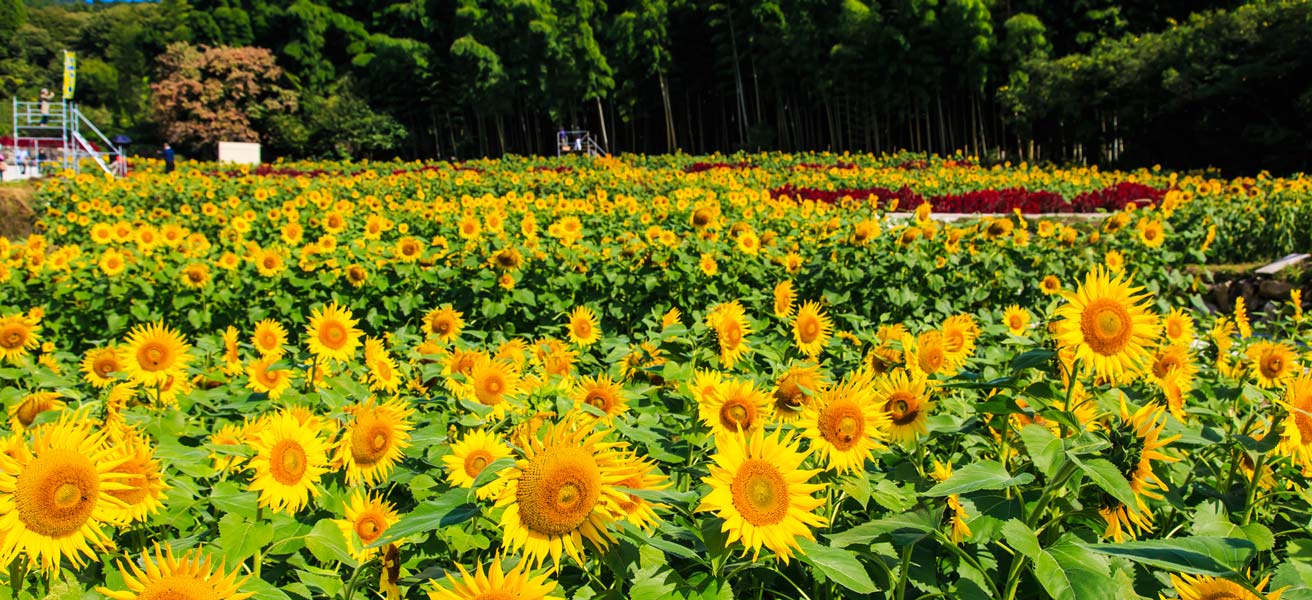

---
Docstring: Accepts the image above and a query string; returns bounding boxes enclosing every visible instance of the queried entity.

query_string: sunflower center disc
[352,422,390,466]
[356,516,384,543]
[516,447,600,536]
[323,323,346,346]
[801,319,819,341]
[1297,412,1312,441]
[1263,356,1283,379]
[722,402,752,430]
[586,392,607,409]
[142,345,166,369]
[465,451,491,478]
[272,441,307,485]
[433,320,450,335]
[886,394,920,426]
[723,323,742,347]
[731,459,789,526]
[16,449,99,537]
[3,331,23,347]
[1081,298,1133,356]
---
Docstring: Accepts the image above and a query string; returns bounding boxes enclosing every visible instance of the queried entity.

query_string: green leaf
[371,488,478,547]
[1001,519,1040,559]
[825,508,940,548]
[1011,349,1056,371]
[796,538,878,594]
[215,513,274,566]
[1020,423,1063,479]
[1080,537,1256,576]
[1034,535,1115,600]
[1067,455,1139,513]
[1191,501,1275,552]
[925,461,1034,497]
[304,519,358,567]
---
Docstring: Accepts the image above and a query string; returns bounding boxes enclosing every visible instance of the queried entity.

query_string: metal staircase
[10,98,121,177]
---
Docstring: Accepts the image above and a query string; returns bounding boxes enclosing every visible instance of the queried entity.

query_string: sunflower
[613,451,669,532]
[247,411,331,514]
[335,491,400,563]
[1162,308,1195,345]
[566,306,601,346]
[1235,296,1252,339]
[1040,275,1062,295]
[102,433,167,525]
[874,369,934,443]
[442,428,512,498]
[771,364,825,423]
[698,378,774,438]
[305,302,363,363]
[426,560,562,600]
[220,326,243,375]
[98,250,126,277]
[1278,375,1312,474]
[1247,341,1298,389]
[493,420,629,566]
[698,252,719,276]
[573,374,628,420]
[335,399,414,487]
[98,544,253,600]
[800,378,888,473]
[736,230,761,255]
[904,331,951,377]
[208,422,247,475]
[1053,267,1159,383]
[773,280,796,318]
[1098,400,1178,541]
[253,248,286,277]
[792,301,832,358]
[81,346,124,388]
[697,427,826,563]
[1104,249,1125,272]
[122,321,193,387]
[424,305,465,343]
[8,391,65,431]
[469,357,521,418]
[395,236,424,262]
[1003,305,1031,336]
[246,357,292,400]
[252,319,288,357]
[0,312,41,363]
[1137,218,1165,247]
[939,314,980,368]
[0,418,126,573]
[708,301,752,369]
[367,349,402,395]
[1166,573,1282,600]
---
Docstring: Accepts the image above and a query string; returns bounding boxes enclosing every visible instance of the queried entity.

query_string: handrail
[71,130,113,176]
[75,107,119,156]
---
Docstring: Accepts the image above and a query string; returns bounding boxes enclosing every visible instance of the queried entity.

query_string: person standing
[162,143,175,173]
[39,88,54,125]
[14,148,28,175]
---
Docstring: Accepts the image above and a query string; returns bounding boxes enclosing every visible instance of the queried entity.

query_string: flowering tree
[151,43,298,154]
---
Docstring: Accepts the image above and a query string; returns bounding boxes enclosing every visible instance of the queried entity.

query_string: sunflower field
[1,153,1311,599]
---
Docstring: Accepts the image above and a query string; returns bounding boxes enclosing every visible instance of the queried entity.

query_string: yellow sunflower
[940,314,980,368]
[874,369,934,443]
[179,263,210,289]
[423,306,465,343]
[493,420,629,566]
[469,357,521,418]
[1053,267,1159,383]
[1003,305,1031,336]
[122,321,193,387]
[698,377,774,438]
[442,429,512,498]
[81,346,124,388]
[102,433,168,525]
[573,374,629,420]
[246,356,293,400]
[613,451,670,532]
[98,544,253,600]
[247,411,331,514]
[904,330,951,377]
[566,306,601,346]
[335,491,400,563]
[1040,275,1062,295]
[773,280,796,318]
[1277,375,1312,474]
[1162,308,1195,345]
[1247,341,1299,389]
[1137,219,1165,247]
[220,326,243,375]
[771,363,825,423]
[8,391,65,432]
[334,399,414,487]
[1235,296,1252,339]
[800,378,889,473]
[697,427,826,563]
[252,319,288,357]
[708,301,752,369]
[305,302,363,363]
[0,418,127,573]
[792,301,833,358]
[0,312,42,363]
[1098,400,1178,542]
[1166,573,1282,600]
[425,560,562,600]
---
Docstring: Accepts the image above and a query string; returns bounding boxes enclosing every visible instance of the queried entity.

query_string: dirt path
[0,184,36,240]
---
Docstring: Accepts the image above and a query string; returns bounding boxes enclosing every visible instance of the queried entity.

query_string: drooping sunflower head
[101,433,168,525]
[1246,341,1299,389]
[698,378,774,439]
[305,302,362,363]
[493,419,629,567]
[123,321,193,387]
[335,399,414,487]
[612,451,670,532]
[1053,267,1159,383]
[424,305,465,343]
[1098,400,1180,541]
[773,280,796,319]
[771,364,825,423]
[335,491,400,563]
[573,374,628,420]
[425,559,563,600]
[248,411,331,515]
[566,306,601,347]
[696,427,826,564]
[708,301,752,369]
[874,369,934,443]
[800,377,889,474]
[81,346,124,388]
[251,319,288,357]
[98,544,254,600]
[8,391,66,432]
[792,301,833,358]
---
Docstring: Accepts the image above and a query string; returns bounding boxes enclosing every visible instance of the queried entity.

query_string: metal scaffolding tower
[555,130,607,158]
[10,98,122,178]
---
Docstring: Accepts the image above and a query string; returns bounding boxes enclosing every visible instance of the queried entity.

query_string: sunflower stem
[342,560,367,600]
[1241,451,1269,525]
[893,541,916,600]
[933,531,1002,599]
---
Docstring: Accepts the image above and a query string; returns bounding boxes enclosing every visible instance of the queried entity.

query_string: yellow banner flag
[62,50,76,101]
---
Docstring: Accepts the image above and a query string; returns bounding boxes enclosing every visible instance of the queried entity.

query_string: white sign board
[218,142,261,165]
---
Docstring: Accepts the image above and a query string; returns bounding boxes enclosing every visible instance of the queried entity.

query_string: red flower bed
[770,182,1166,214]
